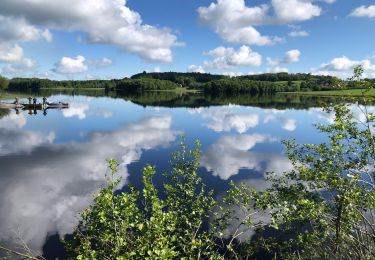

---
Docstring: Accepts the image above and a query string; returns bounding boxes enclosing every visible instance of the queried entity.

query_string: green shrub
[66,140,221,259]
[0,75,9,90]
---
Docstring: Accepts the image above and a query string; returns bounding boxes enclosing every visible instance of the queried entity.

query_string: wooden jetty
[0,98,69,110]
[21,102,69,110]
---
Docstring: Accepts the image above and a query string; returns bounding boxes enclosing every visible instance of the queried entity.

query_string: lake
[0,91,370,258]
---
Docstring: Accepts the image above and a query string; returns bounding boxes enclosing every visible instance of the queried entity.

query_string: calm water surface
[0,92,368,257]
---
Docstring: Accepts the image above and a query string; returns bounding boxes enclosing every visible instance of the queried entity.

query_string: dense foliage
[6,71,373,95]
[6,77,177,92]
[131,71,227,87]
[232,67,374,259]
[8,78,116,91]
[115,78,177,92]
[66,141,221,259]
[225,104,375,259]
[0,75,9,90]
[203,78,299,94]
[131,72,359,93]
[239,72,314,82]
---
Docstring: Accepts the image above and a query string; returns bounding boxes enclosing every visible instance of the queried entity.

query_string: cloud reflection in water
[189,107,260,133]
[201,134,292,180]
[0,114,177,253]
[201,133,293,242]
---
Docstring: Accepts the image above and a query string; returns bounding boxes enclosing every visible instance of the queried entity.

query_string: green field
[291,88,375,97]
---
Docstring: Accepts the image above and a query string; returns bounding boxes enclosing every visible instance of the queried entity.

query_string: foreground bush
[66,141,221,259]
[224,104,375,259]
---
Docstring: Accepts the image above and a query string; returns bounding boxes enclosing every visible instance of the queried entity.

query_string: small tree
[0,75,9,90]
[66,140,220,259]
[225,66,375,259]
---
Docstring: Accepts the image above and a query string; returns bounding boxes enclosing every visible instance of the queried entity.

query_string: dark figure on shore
[33,98,37,106]
[28,97,32,105]
[13,97,19,105]
[43,97,47,106]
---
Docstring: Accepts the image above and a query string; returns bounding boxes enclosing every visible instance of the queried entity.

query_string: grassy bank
[289,88,375,97]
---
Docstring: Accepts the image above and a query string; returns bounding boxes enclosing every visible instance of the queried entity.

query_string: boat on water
[46,102,69,109]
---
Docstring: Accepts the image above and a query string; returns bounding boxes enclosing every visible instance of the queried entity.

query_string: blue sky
[0,0,374,80]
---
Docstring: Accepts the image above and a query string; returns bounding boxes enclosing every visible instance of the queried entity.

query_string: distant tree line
[115,78,177,92]
[239,72,323,81]
[1,71,374,94]
[132,72,374,92]
[203,79,298,94]
[131,71,227,87]
[7,78,115,91]
[5,77,178,92]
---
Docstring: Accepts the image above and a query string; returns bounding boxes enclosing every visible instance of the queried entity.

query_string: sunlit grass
[291,88,375,97]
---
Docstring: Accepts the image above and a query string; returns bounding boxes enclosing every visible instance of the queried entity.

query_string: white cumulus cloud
[53,55,88,75]
[265,49,301,71]
[0,44,23,62]
[204,46,262,69]
[198,0,281,46]
[187,65,205,73]
[0,0,179,62]
[190,45,262,72]
[350,5,375,18]
[319,56,375,72]
[272,0,321,22]
[0,43,37,75]
[283,49,301,63]
[0,15,52,44]
[198,0,329,45]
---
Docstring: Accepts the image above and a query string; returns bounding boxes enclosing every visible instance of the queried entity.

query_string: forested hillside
[1,72,373,94]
